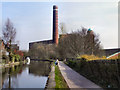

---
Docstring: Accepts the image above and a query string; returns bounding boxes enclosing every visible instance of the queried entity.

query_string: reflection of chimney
[53,5,58,44]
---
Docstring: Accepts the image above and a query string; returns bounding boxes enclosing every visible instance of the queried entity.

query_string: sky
[0,0,119,50]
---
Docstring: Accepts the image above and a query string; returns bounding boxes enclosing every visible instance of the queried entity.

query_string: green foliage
[15,54,20,62]
[55,65,68,88]
[67,60,76,68]
[11,54,20,63]
[11,66,15,72]
[11,54,15,63]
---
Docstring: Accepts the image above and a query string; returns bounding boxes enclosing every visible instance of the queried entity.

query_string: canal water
[2,61,51,88]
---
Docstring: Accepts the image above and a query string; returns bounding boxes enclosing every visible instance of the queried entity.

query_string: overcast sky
[0,0,119,50]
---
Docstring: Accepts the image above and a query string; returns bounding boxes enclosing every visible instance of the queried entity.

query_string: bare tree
[58,27,103,58]
[2,18,16,61]
[29,43,58,59]
[59,22,67,34]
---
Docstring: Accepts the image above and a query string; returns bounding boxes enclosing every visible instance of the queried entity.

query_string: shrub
[78,54,107,60]
[68,60,76,68]
[79,58,87,69]
[11,55,15,63]
[15,54,20,62]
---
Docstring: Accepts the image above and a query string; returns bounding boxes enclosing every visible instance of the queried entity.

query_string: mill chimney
[53,5,58,44]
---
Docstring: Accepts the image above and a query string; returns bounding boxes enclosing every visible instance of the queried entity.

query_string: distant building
[29,40,53,50]
[107,51,120,59]
[104,48,120,57]
[29,5,59,50]
[87,28,94,35]
[0,40,6,54]
[0,39,7,62]
[0,38,19,56]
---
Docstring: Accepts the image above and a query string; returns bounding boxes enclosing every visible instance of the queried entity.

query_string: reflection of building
[29,5,59,50]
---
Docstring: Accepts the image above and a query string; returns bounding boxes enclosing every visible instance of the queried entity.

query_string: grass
[55,65,69,89]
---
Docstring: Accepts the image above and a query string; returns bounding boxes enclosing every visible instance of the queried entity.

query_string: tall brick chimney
[53,5,58,44]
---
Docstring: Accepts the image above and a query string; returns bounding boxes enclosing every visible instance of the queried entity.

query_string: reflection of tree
[2,62,51,88]
[2,18,16,62]
[2,67,16,88]
[2,64,26,88]
[3,73,18,88]
[2,68,12,88]
[29,61,51,76]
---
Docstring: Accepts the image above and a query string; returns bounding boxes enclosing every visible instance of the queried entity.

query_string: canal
[2,61,51,88]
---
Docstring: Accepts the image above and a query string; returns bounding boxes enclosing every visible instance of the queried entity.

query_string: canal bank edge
[46,61,69,89]
[45,62,56,89]
[0,61,26,68]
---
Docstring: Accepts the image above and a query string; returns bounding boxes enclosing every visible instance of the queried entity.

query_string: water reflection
[29,61,51,76]
[2,61,51,88]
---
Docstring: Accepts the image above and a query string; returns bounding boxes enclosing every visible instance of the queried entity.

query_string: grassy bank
[55,65,69,88]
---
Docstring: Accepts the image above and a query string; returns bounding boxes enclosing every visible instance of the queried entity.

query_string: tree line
[29,27,104,59]
[1,19,104,60]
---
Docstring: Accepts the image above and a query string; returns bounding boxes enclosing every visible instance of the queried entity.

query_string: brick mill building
[29,5,59,50]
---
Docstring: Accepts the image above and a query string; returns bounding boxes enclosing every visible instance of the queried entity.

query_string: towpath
[58,61,101,88]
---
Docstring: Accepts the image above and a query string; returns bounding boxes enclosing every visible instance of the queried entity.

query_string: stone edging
[45,62,56,89]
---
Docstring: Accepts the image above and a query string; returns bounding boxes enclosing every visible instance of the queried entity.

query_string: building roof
[29,39,53,50]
